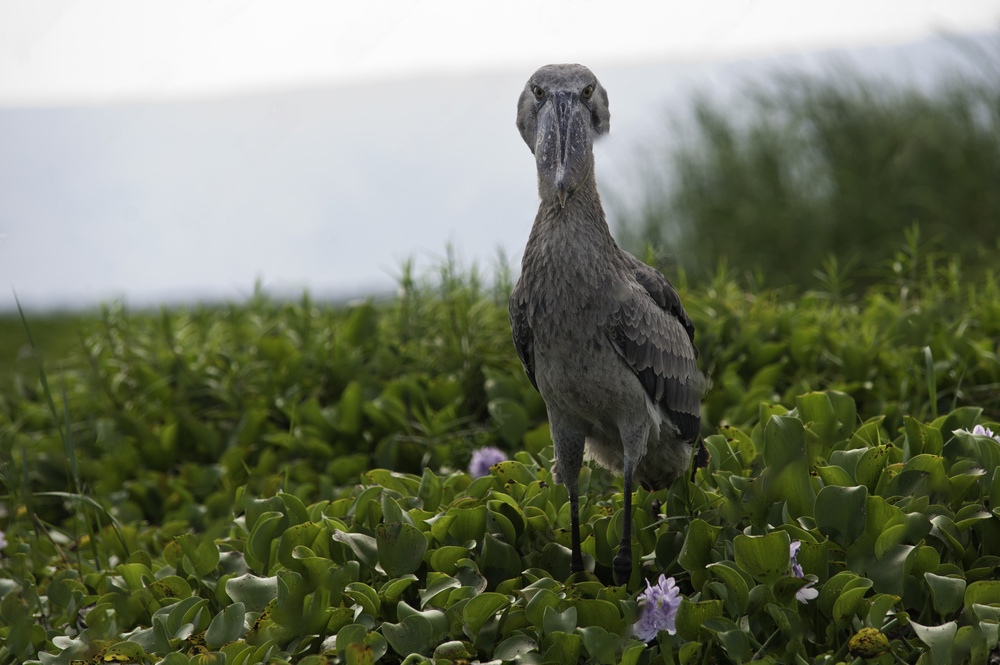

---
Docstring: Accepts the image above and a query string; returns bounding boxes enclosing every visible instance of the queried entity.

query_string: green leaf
[578,625,626,665]
[376,522,428,577]
[734,532,790,584]
[706,562,750,615]
[175,532,221,578]
[867,593,901,630]
[713,625,751,662]
[330,529,380,570]
[675,599,724,642]
[427,546,470,575]
[910,620,958,665]
[525,588,563,627]
[965,580,1000,612]
[494,635,539,660]
[814,484,867,545]
[488,398,529,446]
[904,416,943,459]
[381,614,433,657]
[276,521,321,573]
[544,631,584,664]
[925,573,966,618]
[205,602,246,649]
[796,391,840,446]
[247,513,284,574]
[433,641,474,660]
[463,592,510,635]
[148,575,192,601]
[570,598,622,631]
[855,445,892,490]
[417,468,443,512]
[832,577,874,624]
[480,533,522,589]
[446,504,488,544]
[542,605,577,635]
[492,459,536,486]
[345,582,382,618]
[225,574,277,614]
[763,415,806,473]
[102,642,147,663]
[679,519,721,573]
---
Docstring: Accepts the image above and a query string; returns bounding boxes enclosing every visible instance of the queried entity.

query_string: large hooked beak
[534,91,594,208]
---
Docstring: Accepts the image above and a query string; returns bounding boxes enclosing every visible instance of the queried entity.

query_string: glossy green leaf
[706,562,750,615]
[376,522,428,577]
[542,605,577,634]
[494,635,540,660]
[225,574,277,614]
[480,533,522,588]
[205,602,245,649]
[330,529,380,570]
[925,573,966,617]
[910,620,958,665]
[381,614,433,657]
[814,484,867,545]
[734,532,790,584]
[763,415,806,473]
[446,504,488,544]
[463,592,510,635]
[578,625,626,665]
[175,532,221,578]
[488,398,529,446]
[855,445,892,490]
[675,599,724,642]
[965,580,1000,612]
[832,577,874,624]
[679,519,720,572]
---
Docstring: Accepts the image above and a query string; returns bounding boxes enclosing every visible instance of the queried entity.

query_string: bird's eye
[581,85,594,99]
[532,85,544,99]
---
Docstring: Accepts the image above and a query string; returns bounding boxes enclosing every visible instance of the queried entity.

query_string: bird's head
[516,64,610,208]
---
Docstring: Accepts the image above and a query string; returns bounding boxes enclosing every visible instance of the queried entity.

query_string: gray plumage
[509,64,704,586]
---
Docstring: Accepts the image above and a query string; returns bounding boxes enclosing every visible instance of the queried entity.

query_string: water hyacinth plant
[633,575,682,642]
[967,424,1000,443]
[1,244,999,663]
[468,446,507,478]
[789,540,818,604]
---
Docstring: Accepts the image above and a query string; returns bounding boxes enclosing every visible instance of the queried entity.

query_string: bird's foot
[570,551,585,576]
[612,550,631,587]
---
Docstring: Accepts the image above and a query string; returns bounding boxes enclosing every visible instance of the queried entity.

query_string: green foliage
[1,253,999,663]
[618,57,1000,292]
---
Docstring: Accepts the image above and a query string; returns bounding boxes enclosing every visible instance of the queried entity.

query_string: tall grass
[618,45,1000,292]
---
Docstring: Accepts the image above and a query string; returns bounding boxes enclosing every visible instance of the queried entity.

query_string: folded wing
[609,254,702,441]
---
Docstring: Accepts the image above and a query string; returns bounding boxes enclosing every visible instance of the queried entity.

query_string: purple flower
[633,575,681,642]
[790,540,804,578]
[967,424,1000,443]
[468,446,507,478]
[790,540,817,603]
[796,582,819,604]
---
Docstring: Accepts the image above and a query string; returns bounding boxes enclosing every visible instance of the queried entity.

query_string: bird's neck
[524,170,621,272]
[533,171,611,238]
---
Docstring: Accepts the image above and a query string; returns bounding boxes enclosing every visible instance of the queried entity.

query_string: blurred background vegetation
[615,38,1000,294]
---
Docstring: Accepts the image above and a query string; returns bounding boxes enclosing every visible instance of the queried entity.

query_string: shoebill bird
[509,64,704,586]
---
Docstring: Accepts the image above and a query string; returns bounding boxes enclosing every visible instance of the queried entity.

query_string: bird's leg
[549,411,587,577]
[613,455,635,587]
[568,482,585,575]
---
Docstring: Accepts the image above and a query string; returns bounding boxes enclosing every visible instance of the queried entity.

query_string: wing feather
[609,253,702,441]
[508,283,538,391]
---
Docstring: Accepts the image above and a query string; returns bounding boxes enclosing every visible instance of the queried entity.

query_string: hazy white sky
[2,0,998,105]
